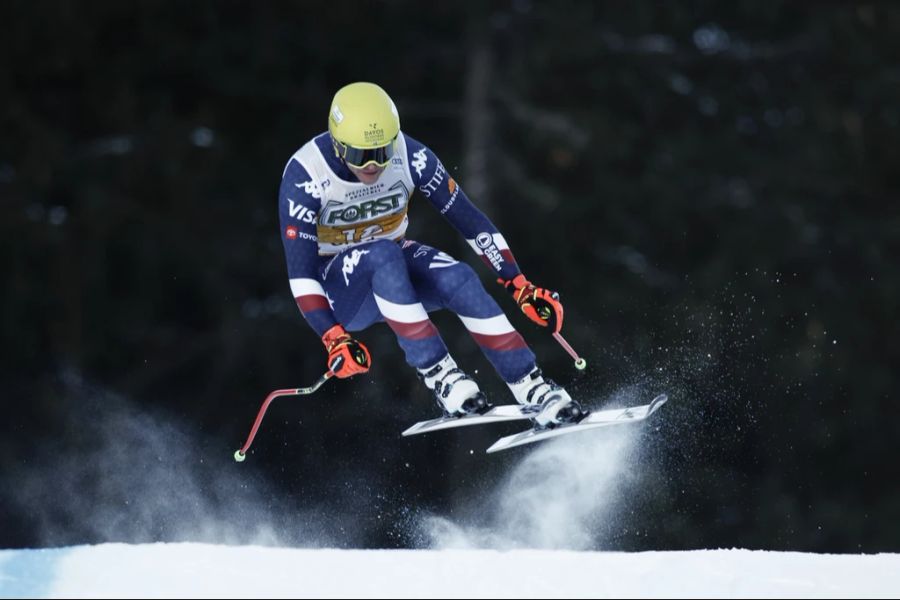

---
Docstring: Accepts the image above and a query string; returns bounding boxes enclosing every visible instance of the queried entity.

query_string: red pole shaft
[552,331,582,362]
[235,371,333,460]
[237,389,297,456]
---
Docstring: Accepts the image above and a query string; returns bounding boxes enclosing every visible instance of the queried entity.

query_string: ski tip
[401,418,445,436]
[648,394,669,415]
[400,424,420,437]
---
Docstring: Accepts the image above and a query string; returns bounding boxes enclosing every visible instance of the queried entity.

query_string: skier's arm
[407,140,521,281]
[408,139,565,332]
[279,158,372,378]
[278,160,339,338]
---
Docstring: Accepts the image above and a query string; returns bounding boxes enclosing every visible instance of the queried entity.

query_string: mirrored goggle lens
[341,140,395,168]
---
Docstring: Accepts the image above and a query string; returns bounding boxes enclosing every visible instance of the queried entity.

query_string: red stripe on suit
[297,294,330,312]
[384,318,440,340]
[469,330,528,351]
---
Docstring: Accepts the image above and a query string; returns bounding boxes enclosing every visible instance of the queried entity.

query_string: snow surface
[1,543,898,598]
[4,388,898,598]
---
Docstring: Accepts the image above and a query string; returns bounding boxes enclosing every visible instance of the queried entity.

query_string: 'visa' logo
[288,200,318,224]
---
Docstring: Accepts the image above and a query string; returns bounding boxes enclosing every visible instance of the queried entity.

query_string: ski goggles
[333,138,396,169]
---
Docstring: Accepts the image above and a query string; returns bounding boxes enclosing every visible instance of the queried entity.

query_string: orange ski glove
[322,324,371,379]
[500,274,564,334]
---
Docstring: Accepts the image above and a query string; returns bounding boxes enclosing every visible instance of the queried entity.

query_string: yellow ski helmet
[328,82,400,168]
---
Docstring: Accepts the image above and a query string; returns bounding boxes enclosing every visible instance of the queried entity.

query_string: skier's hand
[322,324,371,379]
[500,274,564,333]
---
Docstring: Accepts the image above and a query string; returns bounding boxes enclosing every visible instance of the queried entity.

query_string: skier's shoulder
[282,132,332,179]
[279,134,331,207]
[401,132,433,161]
[401,133,442,183]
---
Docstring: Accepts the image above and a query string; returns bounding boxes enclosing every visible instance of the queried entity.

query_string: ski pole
[233,370,334,462]
[552,331,587,371]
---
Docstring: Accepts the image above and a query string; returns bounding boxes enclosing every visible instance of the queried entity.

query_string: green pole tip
[234,449,246,462]
[575,358,587,371]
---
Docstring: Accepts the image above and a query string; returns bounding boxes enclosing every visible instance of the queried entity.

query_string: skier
[278,82,584,427]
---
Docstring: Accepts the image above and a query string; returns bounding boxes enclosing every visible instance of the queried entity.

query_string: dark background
[2,1,898,552]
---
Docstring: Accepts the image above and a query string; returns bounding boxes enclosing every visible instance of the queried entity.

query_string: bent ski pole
[552,331,587,371]
[233,371,334,462]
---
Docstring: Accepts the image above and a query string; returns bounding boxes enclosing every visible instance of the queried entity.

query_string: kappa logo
[411,148,428,177]
[342,249,370,285]
[295,179,323,199]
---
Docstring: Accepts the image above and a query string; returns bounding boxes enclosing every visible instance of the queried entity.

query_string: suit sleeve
[279,158,338,337]
[405,136,522,282]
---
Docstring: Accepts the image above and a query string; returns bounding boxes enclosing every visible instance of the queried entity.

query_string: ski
[485,393,669,454]
[401,404,533,437]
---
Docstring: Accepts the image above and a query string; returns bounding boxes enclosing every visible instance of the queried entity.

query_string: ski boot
[508,367,587,429]
[418,354,491,417]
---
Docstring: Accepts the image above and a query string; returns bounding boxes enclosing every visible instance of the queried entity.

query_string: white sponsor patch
[473,232,504,270]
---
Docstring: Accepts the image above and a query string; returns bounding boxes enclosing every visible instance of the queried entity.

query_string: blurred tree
[1,0,898,551]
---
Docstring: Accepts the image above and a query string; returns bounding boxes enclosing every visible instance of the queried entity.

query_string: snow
[1,544,898,598]
[3,393,898,598]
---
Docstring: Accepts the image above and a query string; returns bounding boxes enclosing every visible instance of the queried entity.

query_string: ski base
[402,404,532,437]
[486,393,668,454]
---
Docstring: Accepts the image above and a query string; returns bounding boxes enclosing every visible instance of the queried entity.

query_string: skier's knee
[438,261,479,303]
